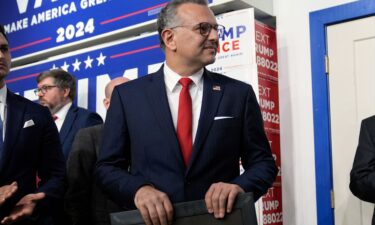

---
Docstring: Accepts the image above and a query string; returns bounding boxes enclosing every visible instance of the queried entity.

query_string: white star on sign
[84,55,93,69]
[96,52,106,66]
[72,58,81,71]
[61,61,70,72]
[50,64,58,70]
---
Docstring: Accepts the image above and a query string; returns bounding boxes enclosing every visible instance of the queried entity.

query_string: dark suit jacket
[350,115,375,225]
[65,124,121,225]
[95,67,277,209]
[0,90,66,224]
[60,105,103,160]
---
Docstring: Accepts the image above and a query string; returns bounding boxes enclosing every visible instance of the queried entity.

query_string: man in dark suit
[35,69,103,160]
[0,24,66,224]
[350,115,375,225]
[95,1,277,225]
[65,77,128,225]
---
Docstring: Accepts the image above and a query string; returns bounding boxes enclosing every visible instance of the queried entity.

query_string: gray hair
[157,0,209,49]
[37,69,77,100]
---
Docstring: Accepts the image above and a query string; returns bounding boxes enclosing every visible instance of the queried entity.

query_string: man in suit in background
[95,0,277,225]
[0,24,66,225]
[35,69,103,160]
[65,77,129,225]
[350,115,375,225]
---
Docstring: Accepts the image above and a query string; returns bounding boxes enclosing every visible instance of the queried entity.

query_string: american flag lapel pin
[212,85,221,91]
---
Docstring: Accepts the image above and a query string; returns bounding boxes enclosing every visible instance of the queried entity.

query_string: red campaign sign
[255,21,278,79]
[265,131,281,184]
[259,77,280,130]
[256,20,282,225]
[262,187,283,225]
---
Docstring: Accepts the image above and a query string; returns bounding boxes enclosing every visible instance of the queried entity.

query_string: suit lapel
[187,70,224,172]
[0,91,26,171]
[59,105,76,146]
[145,67,183,166]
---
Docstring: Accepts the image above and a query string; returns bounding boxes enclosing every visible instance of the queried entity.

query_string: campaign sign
[7,32,165,119]
[0,0,212,59]
[206,8,258,97]
[255,21,282,225]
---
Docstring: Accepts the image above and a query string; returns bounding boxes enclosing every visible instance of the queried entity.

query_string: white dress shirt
[0,84,7,141]
[164,63,204,143]
[54,102,72,132]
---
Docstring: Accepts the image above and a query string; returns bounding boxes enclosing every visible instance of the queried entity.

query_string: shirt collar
[0,84,7,105]
[163,62,204,92]
[54,101,72,121]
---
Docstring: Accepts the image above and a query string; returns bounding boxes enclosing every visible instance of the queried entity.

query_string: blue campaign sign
[0,0,213,59]
[6,33,165,118]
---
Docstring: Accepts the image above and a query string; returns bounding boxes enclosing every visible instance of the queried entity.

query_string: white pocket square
[214,116,234,120]
[23,119,35,128]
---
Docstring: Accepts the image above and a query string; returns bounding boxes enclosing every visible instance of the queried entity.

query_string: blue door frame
[310,1,375,224]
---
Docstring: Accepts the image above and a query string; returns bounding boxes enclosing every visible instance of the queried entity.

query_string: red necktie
[52,115,58,121]
[177,78,193,167]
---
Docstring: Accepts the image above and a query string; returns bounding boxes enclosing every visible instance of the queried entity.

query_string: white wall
[273,0,356,225]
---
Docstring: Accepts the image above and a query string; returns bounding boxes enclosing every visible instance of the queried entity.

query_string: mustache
[204,41,218,49]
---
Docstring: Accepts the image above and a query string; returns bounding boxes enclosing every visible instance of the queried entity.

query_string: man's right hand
[0,182,18,206]
[134,185,173,225]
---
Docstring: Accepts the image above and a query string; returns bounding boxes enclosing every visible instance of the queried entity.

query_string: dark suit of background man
[66,77,129,225]
[350,115,375,225]
[35,69,103,160]
[0,25,66,225]
[95,0,277,225]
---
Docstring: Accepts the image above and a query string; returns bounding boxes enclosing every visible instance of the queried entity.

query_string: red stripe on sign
[10,37,52,52]
[110,45,160,59]
[5,73,39,83]
[100,3,168,25]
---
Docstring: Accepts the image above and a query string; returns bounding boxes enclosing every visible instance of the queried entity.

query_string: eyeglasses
[34,85,58,95]
[169,22,225,37]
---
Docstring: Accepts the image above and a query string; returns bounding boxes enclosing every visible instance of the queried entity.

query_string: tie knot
[179,78,192,88]
[52,115,58,121]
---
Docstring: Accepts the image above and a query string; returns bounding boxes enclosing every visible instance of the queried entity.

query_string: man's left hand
[1,192,45,225]
[205,182,244,219]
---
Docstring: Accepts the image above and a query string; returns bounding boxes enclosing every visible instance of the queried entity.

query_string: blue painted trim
[310,1,375,225]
